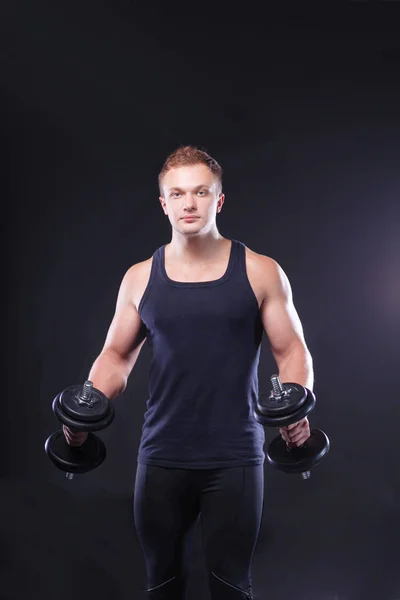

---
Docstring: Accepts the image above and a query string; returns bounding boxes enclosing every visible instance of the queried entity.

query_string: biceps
[261,296,305,358]
[102,304,146,360]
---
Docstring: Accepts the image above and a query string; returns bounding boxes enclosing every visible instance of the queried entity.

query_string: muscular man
[64,146,313,599]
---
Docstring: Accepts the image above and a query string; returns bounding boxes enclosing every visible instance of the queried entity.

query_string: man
[64,146,313,599]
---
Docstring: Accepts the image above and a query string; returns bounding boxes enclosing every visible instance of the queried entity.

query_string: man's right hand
[63,425,88,447]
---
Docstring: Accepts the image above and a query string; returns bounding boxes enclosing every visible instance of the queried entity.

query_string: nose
[183,193,196,211]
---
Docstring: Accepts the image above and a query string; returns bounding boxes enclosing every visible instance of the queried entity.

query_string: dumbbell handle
[62,424,82,480]
[298,440,311,479]
[273,374,312,479]
[285,441,311,480]
[58,381,92,473]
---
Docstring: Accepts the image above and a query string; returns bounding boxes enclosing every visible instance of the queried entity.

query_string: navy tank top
[137,239,265,469]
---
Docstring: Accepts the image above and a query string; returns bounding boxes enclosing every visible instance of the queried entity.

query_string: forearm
[275,342,314,391]
[88,349,132,401]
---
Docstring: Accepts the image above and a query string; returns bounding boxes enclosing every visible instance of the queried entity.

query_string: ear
[216,193,225,213]
[159,196,168,216]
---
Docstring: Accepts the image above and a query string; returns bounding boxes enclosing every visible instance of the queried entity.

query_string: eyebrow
[168,184,210,193]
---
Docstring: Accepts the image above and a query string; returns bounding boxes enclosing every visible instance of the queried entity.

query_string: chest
[165,260,228,283]
[149,286,256,327]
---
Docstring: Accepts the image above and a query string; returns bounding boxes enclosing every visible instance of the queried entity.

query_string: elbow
[274,339,311,363]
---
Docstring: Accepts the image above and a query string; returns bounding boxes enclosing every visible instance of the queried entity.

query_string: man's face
[159,164,224,236]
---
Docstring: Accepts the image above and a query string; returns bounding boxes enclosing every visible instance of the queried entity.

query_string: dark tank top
[137,239,265,469]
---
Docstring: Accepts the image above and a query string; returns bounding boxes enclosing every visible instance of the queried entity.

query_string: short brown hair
[158,145,223,193]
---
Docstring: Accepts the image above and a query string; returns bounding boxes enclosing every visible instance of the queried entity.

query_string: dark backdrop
[1,3,400,599]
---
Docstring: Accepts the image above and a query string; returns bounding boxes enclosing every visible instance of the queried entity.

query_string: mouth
[182,216,199,222]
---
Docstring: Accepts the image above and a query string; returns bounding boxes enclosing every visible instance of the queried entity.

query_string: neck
[168,227,226,263]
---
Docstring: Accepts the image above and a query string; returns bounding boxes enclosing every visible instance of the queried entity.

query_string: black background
[1,2,400,599]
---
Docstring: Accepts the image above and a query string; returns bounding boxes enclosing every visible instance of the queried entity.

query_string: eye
[198,190,208,196]
[171,192,181,198]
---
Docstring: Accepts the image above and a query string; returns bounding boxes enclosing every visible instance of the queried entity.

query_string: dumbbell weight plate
[44,430,106,474]
[258,382,308,418]
[254,388,316,428]
[266,428,330,474]
[58,385,110,422]
[52,395,115,431]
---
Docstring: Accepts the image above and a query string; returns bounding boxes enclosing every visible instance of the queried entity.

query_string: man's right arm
[87,264,147,401]
[64,265,147,446]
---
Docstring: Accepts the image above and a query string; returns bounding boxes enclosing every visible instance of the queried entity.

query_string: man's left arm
[259,257,313,447]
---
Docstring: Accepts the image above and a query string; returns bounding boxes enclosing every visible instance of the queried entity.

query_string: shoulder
[243,244,290,297]
[243,244,282,278]
[124,257,153,284]
[118,256,154,310]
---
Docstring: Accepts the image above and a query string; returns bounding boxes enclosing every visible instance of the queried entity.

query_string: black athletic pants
[133,463,264,599]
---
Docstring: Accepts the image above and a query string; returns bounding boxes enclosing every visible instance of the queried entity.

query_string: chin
[177,222,203,234]
[180,229,202,237]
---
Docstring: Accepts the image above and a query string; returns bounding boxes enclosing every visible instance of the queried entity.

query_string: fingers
[279,428,292,444]
[63,425,88,447]
[279,418,310,448]
[289,429,309,446]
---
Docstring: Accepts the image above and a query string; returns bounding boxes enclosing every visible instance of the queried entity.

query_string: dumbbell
[254,374,330,479]
[44,380,114,479]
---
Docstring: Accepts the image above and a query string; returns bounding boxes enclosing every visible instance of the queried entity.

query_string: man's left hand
[279,417,310,448]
